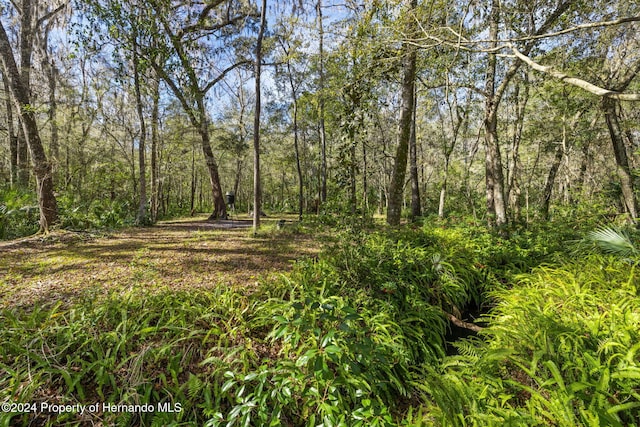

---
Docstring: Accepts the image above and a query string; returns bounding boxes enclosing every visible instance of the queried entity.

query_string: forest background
[1,0,638,234]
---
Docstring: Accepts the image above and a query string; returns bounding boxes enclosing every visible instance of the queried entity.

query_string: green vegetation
[2,217,638,426]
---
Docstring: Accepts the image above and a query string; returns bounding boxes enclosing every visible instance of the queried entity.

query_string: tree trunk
[46,58,59,180]
[438,158,450,219]
[387,0,417,226]
[410,86,421,220]
[133,36,147,225]
[349,137,357,215]
[0,9,58,231]
[284,50,304,221]
[2,73,19,187]
[317,0,327,205]
[484,0,507,228]
[198,113,227,220]
[362,137,369,215]
[252,0,267,231]
[602,97,638,222]
[150,77,160,223]
[507,78,528,222]
[190,147,196,216]
[540,144,564,220]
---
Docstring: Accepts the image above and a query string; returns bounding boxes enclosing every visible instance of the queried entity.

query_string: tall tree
[387,0,418,226]
[278,20,306,221]
[82,0,258,220]
[316,0,328,205]
[132,27,147,224]
[0,0,61,232]
[252,0,267,231]
[2,71,20,187]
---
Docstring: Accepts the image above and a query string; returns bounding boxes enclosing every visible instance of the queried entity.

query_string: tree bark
[41,21,59,181]
[483,0,507,228]
[150,77,160,223]
[252,0,267,232]
[387,0,417,226]
[410,86,421,220]
[602,98,639,222]
[507,78,528,222]
[317,0,327,205]
[133,35,147,225]
[197,109,227,220]
[282,42,304,221]
[0,6,58,231]
[2,73,19,187]
[540,144,564,220]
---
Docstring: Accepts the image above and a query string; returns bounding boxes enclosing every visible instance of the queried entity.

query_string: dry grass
[0,215,321,308]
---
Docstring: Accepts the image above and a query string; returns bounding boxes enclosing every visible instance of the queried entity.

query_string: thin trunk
[151,77,159,222]
[507,78,528,222]
[410,86,421,219]
[46,58,58,179]
[233,158,242,200]
[438,158,450,218]
[387,0,417,226]
[293,94,303,221]
[17,119,29,186]
[540,144,564,220]
[317,0,327,204]
[362,137,368,215]
[576,141,589,197]
[350,138,357,215]
[190,145,196,215]
[602,97,638,222]
[0,6,58,231]
[484,0,507,228]
[3,73,18,187]
[284,51,304,221]
[133,36,147,225]
[252,0,267,231]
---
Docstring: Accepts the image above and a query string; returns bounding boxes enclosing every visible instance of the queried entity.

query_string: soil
[0,217,321,309]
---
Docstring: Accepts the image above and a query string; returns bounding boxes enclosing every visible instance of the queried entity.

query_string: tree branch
[37,2,67,27]
[446,312,483,332]
[511,46,640,101]
[202,60,252,95]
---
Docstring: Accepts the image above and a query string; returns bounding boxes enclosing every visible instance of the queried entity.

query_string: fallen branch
[446,312,483,332]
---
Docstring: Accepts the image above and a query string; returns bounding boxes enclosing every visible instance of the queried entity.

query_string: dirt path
[0,217,320,308]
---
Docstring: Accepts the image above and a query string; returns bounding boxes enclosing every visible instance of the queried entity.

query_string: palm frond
[587,227,637,257]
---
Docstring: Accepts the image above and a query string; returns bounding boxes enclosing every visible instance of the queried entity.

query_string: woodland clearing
[0,215,320,309]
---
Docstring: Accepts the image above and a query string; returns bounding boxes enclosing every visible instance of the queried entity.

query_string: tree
[316,0,328,205]
[277,17,307,221]
[252,0,267,232]
[81,0,258,220]
[387,0,418,226]
[509,8,640,222]
[0,0,63,232]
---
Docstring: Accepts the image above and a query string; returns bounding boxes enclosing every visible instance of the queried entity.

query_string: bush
[0,188,39,239]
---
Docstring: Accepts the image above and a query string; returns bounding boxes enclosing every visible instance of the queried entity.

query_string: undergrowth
[2,217,637,426]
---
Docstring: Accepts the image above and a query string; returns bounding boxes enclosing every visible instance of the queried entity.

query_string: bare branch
[37,1,68,27]
[511,46,640,101]
[202,60,252,95]
[409,15,640,52]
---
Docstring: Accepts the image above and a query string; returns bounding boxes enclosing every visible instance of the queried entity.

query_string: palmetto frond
[587,227,638,257]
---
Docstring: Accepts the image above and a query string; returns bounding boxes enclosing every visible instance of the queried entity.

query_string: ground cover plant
[1,216,639,426]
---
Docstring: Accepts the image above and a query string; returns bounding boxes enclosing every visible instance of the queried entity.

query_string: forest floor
[0,215,321,309]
